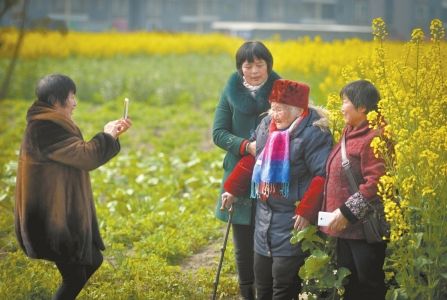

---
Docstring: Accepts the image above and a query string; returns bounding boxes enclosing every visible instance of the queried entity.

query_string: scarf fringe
[251,182,289,200]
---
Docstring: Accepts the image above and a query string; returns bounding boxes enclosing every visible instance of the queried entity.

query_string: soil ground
[181,234,309,300]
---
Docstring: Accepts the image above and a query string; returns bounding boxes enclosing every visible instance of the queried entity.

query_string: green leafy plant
[291,226,350,299]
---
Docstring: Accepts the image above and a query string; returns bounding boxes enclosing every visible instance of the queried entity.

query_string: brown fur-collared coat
[15,101,120,264]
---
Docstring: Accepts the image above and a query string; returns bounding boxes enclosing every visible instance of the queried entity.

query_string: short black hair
[340,79,380,113]
[235,41,273,76]
[35,74,76,106]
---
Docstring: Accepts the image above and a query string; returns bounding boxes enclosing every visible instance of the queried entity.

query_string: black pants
[232,222,255,299]
[53,247,103,300]
[254,253,304,300]
[337,238,387,300]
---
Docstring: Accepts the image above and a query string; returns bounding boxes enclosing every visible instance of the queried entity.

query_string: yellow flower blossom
[372,18,388,41]
[411,28,425,43]
[430,19,446,42]
[421,187,436,197]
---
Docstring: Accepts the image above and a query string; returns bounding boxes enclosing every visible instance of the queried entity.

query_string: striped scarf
[251,116,302,200]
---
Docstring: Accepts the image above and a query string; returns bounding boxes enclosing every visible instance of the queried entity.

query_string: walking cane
[212,205,234,300]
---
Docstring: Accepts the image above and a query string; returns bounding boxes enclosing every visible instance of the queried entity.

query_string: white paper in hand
[317,211,336,226]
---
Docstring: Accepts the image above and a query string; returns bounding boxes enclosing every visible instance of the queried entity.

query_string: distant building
[1,0,446,40]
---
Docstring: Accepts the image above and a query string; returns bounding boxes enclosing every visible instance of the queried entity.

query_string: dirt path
[181,230,225,272]
[180,232,308,300]
[181,238,222,272]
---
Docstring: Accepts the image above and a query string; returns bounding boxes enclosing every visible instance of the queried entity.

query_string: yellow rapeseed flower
[430,19,446,42]
[372,18,388,41]
[411,28,425,43]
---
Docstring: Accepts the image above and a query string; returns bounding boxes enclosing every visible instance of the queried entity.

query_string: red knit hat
[269,79,310,110]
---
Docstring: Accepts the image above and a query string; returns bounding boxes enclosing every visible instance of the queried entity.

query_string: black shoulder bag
[341,133,390,243]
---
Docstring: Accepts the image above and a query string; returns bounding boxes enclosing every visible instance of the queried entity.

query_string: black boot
[239,284,255,300]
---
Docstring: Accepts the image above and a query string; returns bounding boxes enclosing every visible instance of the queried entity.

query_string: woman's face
[341,95,366,128]
[271,102,302,130]
[55,91,77,119]
[241,57,269,86]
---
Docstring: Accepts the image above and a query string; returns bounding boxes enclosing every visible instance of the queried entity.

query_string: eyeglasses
[271,106,286,113]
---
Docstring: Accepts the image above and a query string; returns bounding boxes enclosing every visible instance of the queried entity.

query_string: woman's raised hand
[116,118,132,136]
[104,118,132,139]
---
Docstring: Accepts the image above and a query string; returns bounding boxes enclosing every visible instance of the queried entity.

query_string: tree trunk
[0,0,20,20]
[0,0,29,100]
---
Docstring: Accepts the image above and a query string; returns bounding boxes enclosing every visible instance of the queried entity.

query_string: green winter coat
[212,71,281,225]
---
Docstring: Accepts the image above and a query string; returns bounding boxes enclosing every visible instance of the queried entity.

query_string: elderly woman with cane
[15,74,131,299]
[222,79,333,299]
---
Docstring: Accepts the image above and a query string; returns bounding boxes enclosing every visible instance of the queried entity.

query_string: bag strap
[341,133,360,194]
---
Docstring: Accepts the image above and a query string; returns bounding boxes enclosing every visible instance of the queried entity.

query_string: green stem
[378,39,399,106]
[415,41,419,102]
[437,42,445,84]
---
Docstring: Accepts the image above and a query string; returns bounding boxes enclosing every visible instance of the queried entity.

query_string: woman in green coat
[212,41,280,299]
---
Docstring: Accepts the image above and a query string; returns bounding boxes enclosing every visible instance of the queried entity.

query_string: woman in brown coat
[14,74,131,299]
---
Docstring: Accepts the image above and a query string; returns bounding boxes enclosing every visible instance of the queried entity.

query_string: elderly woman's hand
[220,192,235,212]
[293,214,310,231]
[328,208,349,233]
[247,141,256,156]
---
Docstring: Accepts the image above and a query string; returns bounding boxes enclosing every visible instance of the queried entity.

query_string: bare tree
[0,0,29,100]
[0,0,19,20]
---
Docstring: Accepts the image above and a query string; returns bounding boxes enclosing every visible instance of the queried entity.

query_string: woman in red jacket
[321,80,387,300]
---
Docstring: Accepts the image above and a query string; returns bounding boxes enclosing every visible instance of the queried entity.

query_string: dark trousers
[337,238,387,300]
[232,222,255,299]
[53,247,103,300]
[254,253,304,300]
